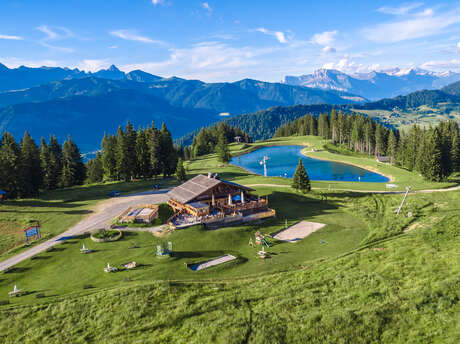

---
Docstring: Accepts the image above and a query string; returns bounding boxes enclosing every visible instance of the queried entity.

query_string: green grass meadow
[0,137,459,343]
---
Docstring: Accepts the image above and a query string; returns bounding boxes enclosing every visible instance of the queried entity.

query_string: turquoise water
[231,145,389,183]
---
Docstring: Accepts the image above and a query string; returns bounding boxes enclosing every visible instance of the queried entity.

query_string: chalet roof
[168,174,251,204]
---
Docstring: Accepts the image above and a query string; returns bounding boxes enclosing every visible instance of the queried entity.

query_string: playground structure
[118,204,159,224]
[104,263,118,273]
[188,254,236,271]
[9,285,23,297]
[24,221,41,245]
[273,221,325,243]
[122,261,137,269]
[80,244,93,254]
[156,241,173,258]
[252,231,270,247]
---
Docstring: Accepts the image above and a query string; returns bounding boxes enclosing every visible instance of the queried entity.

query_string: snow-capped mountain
[282,68,460,100]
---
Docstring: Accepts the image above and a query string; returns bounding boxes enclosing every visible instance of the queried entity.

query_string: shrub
[91,229,120,239]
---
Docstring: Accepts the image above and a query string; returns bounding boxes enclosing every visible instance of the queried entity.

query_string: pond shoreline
[231,144,391,183]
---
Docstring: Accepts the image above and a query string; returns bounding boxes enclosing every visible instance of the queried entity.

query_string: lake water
[231,145,389,183]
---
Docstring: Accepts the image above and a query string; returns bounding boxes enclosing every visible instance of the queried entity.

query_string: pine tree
[49,135,62,189]
[216,132,231,163]
[40,138,53,190]
[175,158,186,182]
[159,123,177,177]
[61,135,85,187]
[451,129,460,172]
[148,124,162,179]
[101,133,118,181]
[292,158,311,193]
[423,128,443,181]
[19,131,42,197]
[387,130,397,165]
[135,128,151,179]
[0,132,21,198]
[86,152,104,184]
[116,126,130,181]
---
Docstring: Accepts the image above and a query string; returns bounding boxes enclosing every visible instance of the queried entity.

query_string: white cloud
[311,30,337,46]
[322,46,336,53]
[202,2,212,12]
[120,41,277,81]
[457,42,460,49]
[110,30,167,45]
[377,2,423,16]
[420,59,460,71]
[255,28,287,43]
[321,58,382,74]
[152,0,164,5]
[0,34,23,40]
[76,59,111,72]
[36,25,74,52]
[363,8,460,43]
[108,45,118,49]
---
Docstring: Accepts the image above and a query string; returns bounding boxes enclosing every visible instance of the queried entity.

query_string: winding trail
[0,189,171,272]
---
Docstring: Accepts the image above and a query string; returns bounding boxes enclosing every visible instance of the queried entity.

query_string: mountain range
[283,68,460,100]
[183,80,460,143]
[0,63,366,152]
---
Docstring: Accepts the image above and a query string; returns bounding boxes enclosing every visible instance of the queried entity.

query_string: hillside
[0,89,219,152]
[180,83,460,143]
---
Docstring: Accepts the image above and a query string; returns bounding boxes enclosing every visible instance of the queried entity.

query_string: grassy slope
[352,105,460,132]
[0,190,458,343]
[0,179,175,261]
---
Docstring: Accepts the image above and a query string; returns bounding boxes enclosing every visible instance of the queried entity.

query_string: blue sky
[1,0,460,82]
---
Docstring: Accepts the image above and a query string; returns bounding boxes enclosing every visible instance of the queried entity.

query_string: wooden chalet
[168,174,275,228]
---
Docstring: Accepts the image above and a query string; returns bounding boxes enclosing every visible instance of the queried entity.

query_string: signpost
[24,221,41,245]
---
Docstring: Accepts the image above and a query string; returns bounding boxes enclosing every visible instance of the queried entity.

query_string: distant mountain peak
[107,64,120,72]
[0,62,8,71]
[283,68,460,100]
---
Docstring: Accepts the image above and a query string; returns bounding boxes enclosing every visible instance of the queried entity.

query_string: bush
[91,229,120,239]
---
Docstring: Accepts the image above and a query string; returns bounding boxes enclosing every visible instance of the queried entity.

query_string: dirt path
[0,189,171,272]
[247,184,460,194]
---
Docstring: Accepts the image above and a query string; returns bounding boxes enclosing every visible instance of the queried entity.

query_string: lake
[231,145,389,183]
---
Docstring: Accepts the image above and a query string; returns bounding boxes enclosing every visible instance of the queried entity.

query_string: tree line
[189,122,250,160]
[274,109,460,182]
[86,121,179,184]
[0,132,84,198]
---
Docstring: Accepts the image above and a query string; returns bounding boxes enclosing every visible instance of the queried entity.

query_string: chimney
[207,172,212,178]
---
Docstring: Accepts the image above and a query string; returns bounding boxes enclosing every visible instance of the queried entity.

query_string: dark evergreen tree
[175,157,186,182]
[40,138,53,191]
[216,132,231,163]
[292,158,311,193]
[49,135,62,189]
[86,152,104,184]
[387,130,398,165]
[101,133,117,181]
[61,135,85,187]
[0,132,21,198]
[19,131,42,197]
[135,128,151,179]
[148,124,162,179]
[451,129,460,172]
[159,123,177,177]
[422,128,443,181]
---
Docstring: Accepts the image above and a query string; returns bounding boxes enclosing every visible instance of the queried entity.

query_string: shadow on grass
[4,267,30,273]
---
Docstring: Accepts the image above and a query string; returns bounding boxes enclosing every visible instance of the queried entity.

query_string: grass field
[0,189,458,343]
[0,137,458,343]
[0,179,176,261]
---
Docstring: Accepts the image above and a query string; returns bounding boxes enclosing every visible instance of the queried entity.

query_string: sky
[1,0,460,82]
